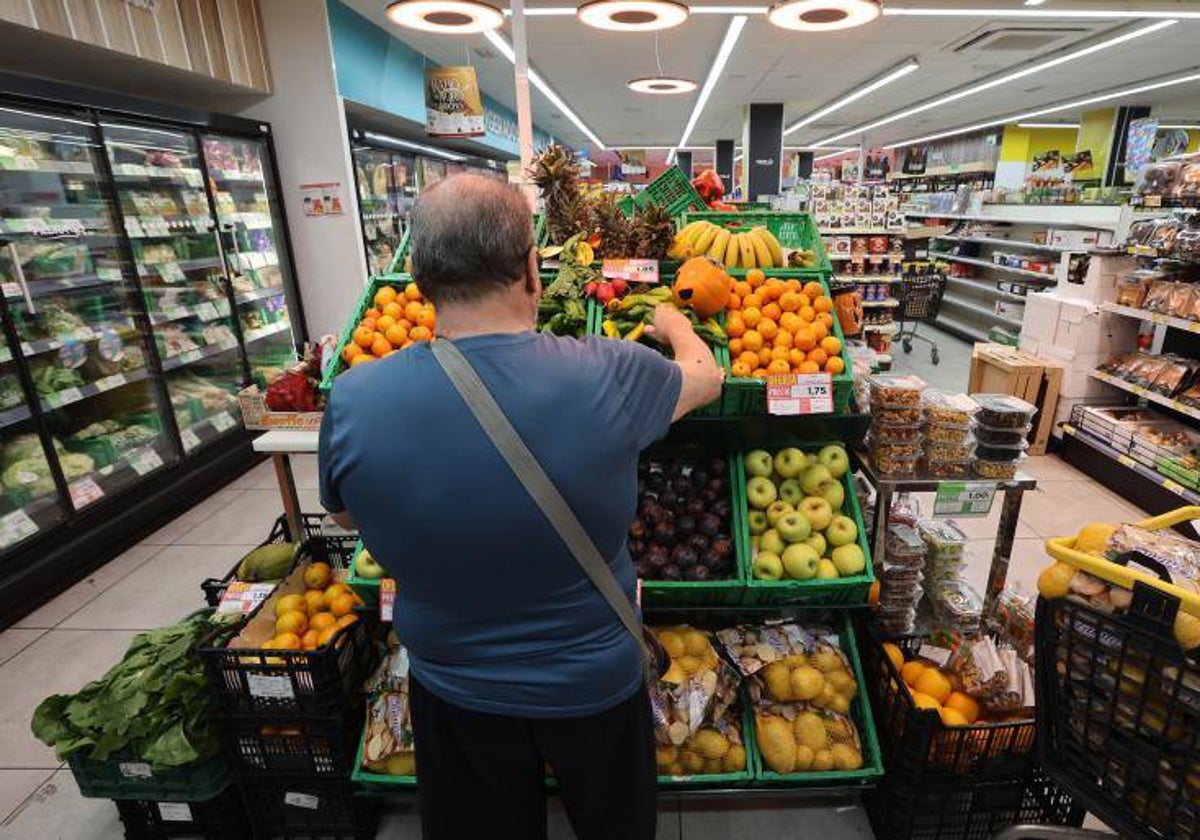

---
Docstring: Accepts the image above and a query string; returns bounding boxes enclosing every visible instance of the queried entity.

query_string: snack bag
[361,646,416,776]
[655,701,749,777]
[649,626,739,749]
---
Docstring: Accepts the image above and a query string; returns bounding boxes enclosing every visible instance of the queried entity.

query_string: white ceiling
[340,0,1200,155]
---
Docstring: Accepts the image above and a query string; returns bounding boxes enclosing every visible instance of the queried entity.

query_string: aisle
[0,446,1148,839]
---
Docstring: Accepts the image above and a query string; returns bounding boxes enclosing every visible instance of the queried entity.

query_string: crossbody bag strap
[429,338,656,675]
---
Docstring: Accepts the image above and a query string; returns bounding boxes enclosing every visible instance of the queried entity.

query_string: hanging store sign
[622,150,647,176]
[425,66,485,138]
[1125,118,1159,183]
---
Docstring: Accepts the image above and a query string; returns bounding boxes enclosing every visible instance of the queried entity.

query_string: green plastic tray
[344,538,381,609]
[67,752,233,802]
[738,447,874,607]
[351,724,417,791]
[751,615,884,786]
[319,274,413,394]
[680,211,832,277]
[630,167,708,219]
[657,702,759,787]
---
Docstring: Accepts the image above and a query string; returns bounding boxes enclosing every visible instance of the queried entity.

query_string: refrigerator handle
[212,228,231,285]
[5,242,35,315]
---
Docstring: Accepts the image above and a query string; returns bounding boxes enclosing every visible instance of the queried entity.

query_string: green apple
[781,543,820,580]
[747,510,768,535]
[775,512,812,544]
[804,532,827,557]
[806,453,819,467]
[818,444,850,479]
[831,543,867,577]
[759,528,786,557]
[753,552,784,580]
[766,500,794,527]
[798,496,833,532]
[778,479,804,506]
[355,549,385,580]
[745,450,774,478]
[826,514,858,548]
[774,448,806,479]
[800,464,834,496]
[816,559,839,580]
[746,476,778,510]
[821,480,845,513]
[750,535,761,551]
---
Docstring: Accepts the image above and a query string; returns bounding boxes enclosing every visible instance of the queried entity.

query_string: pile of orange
[341,283,435,367]
[724,271,845,379]
[883,642,983,727]
[262,562,362,652]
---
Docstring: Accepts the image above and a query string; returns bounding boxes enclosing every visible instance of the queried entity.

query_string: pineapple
[592,193,633,259]
[528,145,581,246]
[632,203,675,261]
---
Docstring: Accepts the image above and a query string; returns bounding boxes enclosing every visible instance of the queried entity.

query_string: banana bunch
[668,221,785,270]
[788,248,819,269]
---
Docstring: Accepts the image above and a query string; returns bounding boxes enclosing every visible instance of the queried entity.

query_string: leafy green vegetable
[3,456,54,496]
[30,612,226,768]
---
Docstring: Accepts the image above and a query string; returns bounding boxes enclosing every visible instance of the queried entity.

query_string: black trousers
[409,674,658,840]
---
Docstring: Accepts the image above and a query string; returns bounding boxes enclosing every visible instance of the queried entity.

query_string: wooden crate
[968,343,1063,456]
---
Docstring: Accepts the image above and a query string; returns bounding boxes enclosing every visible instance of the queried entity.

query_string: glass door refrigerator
[351,144,415,276]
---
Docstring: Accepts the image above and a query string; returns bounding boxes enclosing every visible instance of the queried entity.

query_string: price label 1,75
[765,373,833,415]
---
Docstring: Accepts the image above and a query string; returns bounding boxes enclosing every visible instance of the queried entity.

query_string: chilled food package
[989,585,1035,663]
[972,393,1037,429]
[650,626,740,749]
[921,391,978,427]
[973,454,1025,479]
[868,438,920,462]
[974,440,1029,462]
[361,646,416,776]
[922,457,970,478]
[918,519,968,560]
[974,422,1033,446]
[868,374,926,406]
[871,423,922,445]
[931,578,984,632]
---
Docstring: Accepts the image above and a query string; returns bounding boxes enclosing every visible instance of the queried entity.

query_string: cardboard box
[238,386,324,432]
[968,343,1063,455]
[1058,253,1139,304]
[1048,228,1103,250]
[1018,335,1043,356]
[1021,293,1061,344]
[995,299,1026,322]
[1051,299,1138,358]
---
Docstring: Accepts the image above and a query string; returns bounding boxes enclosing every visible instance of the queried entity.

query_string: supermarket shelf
[160,339,239,372]
[821,228,905,235]
[3,272,123,300]
[829,254,898,262]
[180,408,243,453]
[936,234,1076,253]
[943,275,1027,301]
[862,323,897,334]
[941,293,1022,328]
[932,312,989,344]
[150,300,230,326]
[235,286,285,305]
[928,251,1056,282]
[1060,422,1200,504]
[904,210,1118,231]
[14,322,136,359]
[0,494,65,552]
[210,170,264,184]
[0,404,32,429]
[40,368,149,412]
[137,258,220,278]
[863,299,898,308]
[1099,301,1200,333]
[111,167,203,185]
[857,450,1036,491]
[243,322,291,344]
[72,440,177,510]
[1089,370,1200,422]
[0,159,95,175]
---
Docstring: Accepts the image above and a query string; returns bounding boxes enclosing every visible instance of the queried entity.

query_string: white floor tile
[0,630,138,768]
[964,538,1048,597]
[678,799,872,840]
[14,544,164,630]
[139,487,245,545]
[230,455,318,491]
[0,769,54,824]
[1019,480,1148,539]
[173,488,322,545]
[0,768,120,839]
[0,631,45,668]
[60,544,256,630]
[1022,454,1089,483]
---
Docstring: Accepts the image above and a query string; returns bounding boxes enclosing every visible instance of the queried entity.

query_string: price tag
[157,803,192,823]
[217,581,276,615]
[118,762,153,779]
[2,282,20,298]
[601,259,659,284]
[181,428,201,451]
[247,673,295,700]
[284,792,320,810]
[211,411,237,433]
[380,578,396,622]
[1145,194,1163,207]
[1163,478,1185,495]
[128,447,164,476]
[158,262,186,284]
[933,481,996,517]
[195,302,219,321]
[69,476,105,509]
[95,374,127,392]
[766,373,834,415]
[51,387,83,407]
[0,508,38,548]
[1117,454,1136,469]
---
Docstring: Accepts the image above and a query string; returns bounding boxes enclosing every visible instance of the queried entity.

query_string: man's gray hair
[409,174,535,305]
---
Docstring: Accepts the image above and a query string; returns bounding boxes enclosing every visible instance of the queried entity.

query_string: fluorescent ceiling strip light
[809,19,1176,147]
[1161,124,1200,130]
[882,70,1200,150]
[784,58,919,136]
[362,131,468,161]
[1017,122,1080,129]
[815,148,856,162]
[483,30,606,148]
[667,15,748,163]
[505,4,766,13]
[883,7,1200,19]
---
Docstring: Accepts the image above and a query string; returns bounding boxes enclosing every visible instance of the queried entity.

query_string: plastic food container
[868,373,926,406]
[880,561,924,587]
[975,440,1029,461]
[973,393,1037,429]
[917,519,968,558]
[921,391,978,427]
[886,524,926,564]
[869,437,920,460]
[925,437,974,461]
[924,423,974,445]
[974,422,1033,446]
[973,454,1026,479]
[922,457,970,478]
[871,447,920,476]
[872,422,922,444]
[932,579,983,630]
[871,404,923,426]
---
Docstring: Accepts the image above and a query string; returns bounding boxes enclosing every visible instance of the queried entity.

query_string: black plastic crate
[862,627,1037,783]
[114,785,251,840]
[201,514,324,607]
[240,779,378,840]
[220,706,365,778]
[866,770,1083,840]
[1036,592,1200,840]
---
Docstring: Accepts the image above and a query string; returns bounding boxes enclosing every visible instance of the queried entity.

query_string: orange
[397,318,413,332]
[341,343,363,364]
[731,361,753,377]
[773,331,793,349]
[882,642,905,673]
[767,359,791,374]
[914,668,953,704]
[911,692,942,712]
[780,313,803,333]
[746,269,766,287]
[317,626,339,648]
[323,583,350,607]
[817,312,834,330]
[760,282,781,302]
[762,302,782,322]
[385,324,408,346]
[728,338,744,357]
[273,632,302,651]
[814,295,834,313]
[383,301,403,320]
[728,294,741,311]
[404,283,423,301]
[757,348,773,367]
[370,335,392,357]
[349,354,374,367]
[360,317,377,333]
[276,594,307,617]
[303,590,327,614]
[803,281,824,300]
[726,314,746,338]
[821,336,842,356]
[757,319,778,341]
[408,325,432,342]
[337,614,359,629]
[794,328,817,351]
[807,348,828,368]
[944,692,981,724]
[375,314,396,332]
[374,286,398,307]
[304,563,332,590]
[741,307,762,328]
[352,326,375,349]
[276,610,308,637]
[900,660,927,686]
[811,321,829,342]
[364,307,382,321]
[770,346,790,363]
[301,629,320,650]
[825,357,846,375]
[404,301,424,322]
[742,293,763,310]
[741,330,764,352]
[330,593,356,618]
[940,707,969,726]
[785,278,803,292]
[417,307,437,330]
[789,349,807,367]
[734,281,752,299]
[309,612,337,633]
[799,306,816,323]
[738,351,760,368]
[779,292,802,312]
[796,293,811,309]
[869,579,881,605]
[798,360,820,374]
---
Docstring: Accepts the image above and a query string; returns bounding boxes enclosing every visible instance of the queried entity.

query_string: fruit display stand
[680,211,833,277]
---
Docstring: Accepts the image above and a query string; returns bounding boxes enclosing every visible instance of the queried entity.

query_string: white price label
[118,762,153,779]
[216,581,276,615]
[933,482,996,517]
[0,508,38,548]
[211,411,237,433]
[51,387,83,407]
[247,673,296,700]
[96,374,126,392]
[128,447,164,476]
[284,792,320,810]
[158,263,186,284]
[157,803,192,822]
[2,283,20,298]
[69,476,105,509]
[181,428,201,451]
[380,578,396,622]
[766,373,834,415]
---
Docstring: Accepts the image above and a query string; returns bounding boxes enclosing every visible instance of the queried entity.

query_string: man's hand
[644,304,693,347]
[644,304,723,421]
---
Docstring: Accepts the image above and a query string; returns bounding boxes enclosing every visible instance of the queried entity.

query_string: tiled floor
[0,447,1138,838]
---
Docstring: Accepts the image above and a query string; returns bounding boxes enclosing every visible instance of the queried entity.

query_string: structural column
[1105,105,1151,187]
[742,103,784,201]
[675,150,693,180]
[715,139,735,194]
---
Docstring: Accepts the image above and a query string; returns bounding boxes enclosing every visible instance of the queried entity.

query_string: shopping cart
[896,271,946,366]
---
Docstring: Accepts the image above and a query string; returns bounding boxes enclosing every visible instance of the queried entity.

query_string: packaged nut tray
[871,404,922,425]
[917,519,968,559]
[975,440,1029,461]
[871,448,919,476]
[876,606,918,635]
[871,422,922,444]
[868,437,920,461]
[925,423,974,445]
[885,523,926,566]
[931,578,984,632]
[972,393,1037,429]
[973,454,1025,479]
[925,437,974,461]
[922,457,969,478]
[867,373,926,406]
[974,422,1033,446]
[880,560,924,587]
[921,390,978,427]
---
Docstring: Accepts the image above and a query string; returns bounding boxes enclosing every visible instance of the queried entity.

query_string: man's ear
[526,248,541,296]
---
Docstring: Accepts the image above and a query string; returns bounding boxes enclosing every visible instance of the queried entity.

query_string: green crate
[752,615,884,786]
[67,752,233,802]
[640,454,747,607]
[634,168,708,219]
[345,538,381,609]
[617,195,636,218]
[738,449,874,607]
[319,274,413,394]
[657,702,759,787]
[350,725,417,791]
[681,211,832,277]
[719,276,854,416]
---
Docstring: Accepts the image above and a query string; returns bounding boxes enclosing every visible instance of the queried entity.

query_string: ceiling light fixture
[784,58,918,136]
[362,131,469,162]
[577,0,690,31]
[882,69,1200,150]
[1017,122,1080,129]
[808,19,1176,146]
[667,15,748,162]
[1024,0,1046,6]
[629,77,698,94]
[483,30,607,148]
[385,0,504,32]
[882,7,1200,19]
[814,147,856,162]
[767,0,880,32]
[1161,124,1200,130]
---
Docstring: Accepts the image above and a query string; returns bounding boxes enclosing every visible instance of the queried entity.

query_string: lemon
[1037,562,1076,600]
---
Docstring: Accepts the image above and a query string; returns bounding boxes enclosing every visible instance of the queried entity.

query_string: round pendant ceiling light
[628,76,698,94]
[767,0,881,32]
[385,0,504,33]
[577,0,690,32]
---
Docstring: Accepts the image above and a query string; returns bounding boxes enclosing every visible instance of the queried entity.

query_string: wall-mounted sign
[299,182,344,217]
[1125,118,1159,182]
[425,66,485,138]
[622,150,647,176]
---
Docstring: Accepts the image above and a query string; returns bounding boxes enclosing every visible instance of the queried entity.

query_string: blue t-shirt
[319,332,682,718]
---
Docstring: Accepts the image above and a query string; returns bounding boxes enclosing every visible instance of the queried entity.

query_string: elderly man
[319,175,721,839]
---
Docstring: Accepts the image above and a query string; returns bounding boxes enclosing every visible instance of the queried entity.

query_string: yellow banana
[709,228,731,262]
[677,220,705,242]
[749,229,773,269]
[724,231,741,268]
[693,223,719,256]
[737,233,757,269]
[756,227,784,267]
[667,238,694,260]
